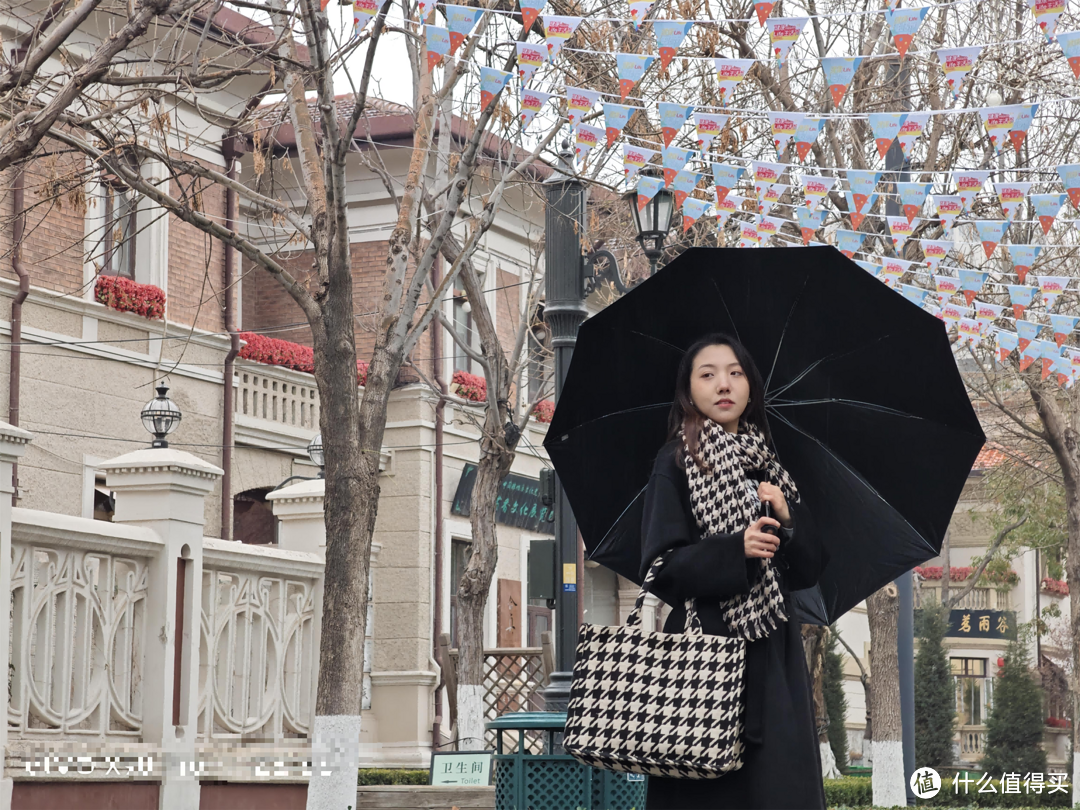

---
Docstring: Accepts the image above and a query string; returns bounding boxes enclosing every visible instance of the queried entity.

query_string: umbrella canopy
[542,246,985,626]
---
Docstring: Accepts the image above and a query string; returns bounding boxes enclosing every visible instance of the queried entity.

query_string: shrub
[981,636,1048,780]
[238,331,368,384]
[94,275,166,320]
[823,776,873,807]
[915,600,957,768]
[824,626,850,771]
[356,768,428,786]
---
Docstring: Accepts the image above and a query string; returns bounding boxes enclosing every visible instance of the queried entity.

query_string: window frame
[101,173,138,280]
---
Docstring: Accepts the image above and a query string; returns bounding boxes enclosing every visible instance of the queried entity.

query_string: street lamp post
[540,144,589,711]
[541,145,674,711]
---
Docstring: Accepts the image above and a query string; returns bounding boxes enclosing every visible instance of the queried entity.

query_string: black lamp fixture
[622,168,676,277]
[584,163,676,296]
[141,384,182,448]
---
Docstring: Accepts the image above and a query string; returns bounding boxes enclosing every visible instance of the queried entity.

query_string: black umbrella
[542,246,985,626]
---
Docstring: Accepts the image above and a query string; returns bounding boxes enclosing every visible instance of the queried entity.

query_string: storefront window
[952,657,993,725]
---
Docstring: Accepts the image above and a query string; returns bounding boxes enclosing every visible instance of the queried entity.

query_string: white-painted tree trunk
[1072,751,1080,807]
[458,685,486,751]
[871,740,907,807]
[820,741,842,779]
[306,714,362,810]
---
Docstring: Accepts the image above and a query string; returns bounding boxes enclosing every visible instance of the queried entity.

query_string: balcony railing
[916,585,1003,610]
[234,361,320,440]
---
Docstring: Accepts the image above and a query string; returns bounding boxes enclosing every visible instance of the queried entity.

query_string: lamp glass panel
[654,189,675,236]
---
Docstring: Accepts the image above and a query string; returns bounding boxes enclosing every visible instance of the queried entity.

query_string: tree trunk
[867,582,905,807]
[456,416,516,750]
[803,624,841,778]
[1025,384,1080,806]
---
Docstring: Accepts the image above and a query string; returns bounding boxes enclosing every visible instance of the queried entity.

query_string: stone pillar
[0,422,32,810]
[100,448,222,810]
[266,478,325,558]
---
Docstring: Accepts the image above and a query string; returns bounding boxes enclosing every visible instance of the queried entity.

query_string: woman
[641,332,830,810]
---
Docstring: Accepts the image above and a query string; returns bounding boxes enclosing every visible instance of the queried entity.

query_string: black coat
[640,438,831,810]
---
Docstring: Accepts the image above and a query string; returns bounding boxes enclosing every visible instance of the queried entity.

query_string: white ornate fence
[6,512,324,758]
[8,512,157,742]
[198,539,321,742]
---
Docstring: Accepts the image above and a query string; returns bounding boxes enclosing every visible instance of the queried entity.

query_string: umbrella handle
[760,501,779,536]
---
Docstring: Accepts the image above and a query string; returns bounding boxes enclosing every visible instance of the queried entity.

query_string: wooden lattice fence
[440,633,554,753]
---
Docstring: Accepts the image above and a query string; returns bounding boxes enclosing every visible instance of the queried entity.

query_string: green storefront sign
[450,463,554,535]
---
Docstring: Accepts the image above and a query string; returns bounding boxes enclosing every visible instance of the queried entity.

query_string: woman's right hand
[744,517,782,559]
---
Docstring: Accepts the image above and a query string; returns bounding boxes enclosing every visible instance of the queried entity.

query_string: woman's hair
[666,332,773,470]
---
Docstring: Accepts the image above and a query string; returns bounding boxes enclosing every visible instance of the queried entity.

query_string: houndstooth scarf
[680,416,801,641]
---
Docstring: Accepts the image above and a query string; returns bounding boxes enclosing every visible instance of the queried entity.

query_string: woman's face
[689,343,750,433]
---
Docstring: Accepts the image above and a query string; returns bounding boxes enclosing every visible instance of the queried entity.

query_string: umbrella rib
[588,483,650,566]
[766,408,939,558]
[764,274,812,393]
[767,397,933,421]
[547,402,673,437]
[766,334,894,401]
[708,277,742,344]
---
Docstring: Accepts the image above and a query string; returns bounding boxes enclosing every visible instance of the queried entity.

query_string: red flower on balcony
[1045,716,1070,729]
[238,332,368,384]
[452,370,487,403]
[532,399,554,423]
[1042,577,1070,596]
[94,275,166,321]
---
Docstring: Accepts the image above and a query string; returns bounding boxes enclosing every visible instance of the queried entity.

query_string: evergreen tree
[981,628,1047,778]
[914,600,957,767]
[824,626,849,770]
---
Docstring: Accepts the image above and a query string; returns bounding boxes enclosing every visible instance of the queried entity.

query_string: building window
[528,306,551,403]
[452,292,477,375]
[952,657,993,726]
[102,176,137,279]
[449,538,472,647]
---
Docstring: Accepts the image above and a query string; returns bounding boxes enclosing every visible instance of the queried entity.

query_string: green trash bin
[486,711,647,810]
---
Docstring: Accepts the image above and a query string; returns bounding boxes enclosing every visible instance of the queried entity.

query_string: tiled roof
[254,94,411,127]
[973,444,1008,471]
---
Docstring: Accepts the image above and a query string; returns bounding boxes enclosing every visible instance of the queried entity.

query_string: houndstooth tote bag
[562,552,747,779]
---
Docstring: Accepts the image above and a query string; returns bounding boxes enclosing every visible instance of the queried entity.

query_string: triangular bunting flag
[712,162,746,205]
[796,207,826,245]
[955,170,991,211]
[520,88,553,129]
[714,59,755,106]
[768,111,805,157]
[1031,193,1065,234]
[519,0,545,31]
[959,268,989,305]
[615,54,654,101]
[835,229,865,258]
[820,57,864,107]
[655,21,692,71]
[896,182,932,223]
[516,42,546,84]
[793,117,824,161]
[1008,285,1036,319]
[1039,275,1070,308]
[426,26,452,72]
[920,239,951,271]
[766,18,808,66]
[936,46,983,101]
[565,86,601,133]
[897,112,930,158]
[444,5,483,55]
[695,111,729,152]
[936,195,962,236]
[623,143,659,182]
[885,7,929,59]
[973,220,1008,258]
[995,182,1032,222]
[662,146,696,187]
[682,197,712,232]
[868,113,907,159]
[478,67,512,112]
[543,15,581,61]
[658,102,694,147]
[574,124,604,164]
[603,103,636,147]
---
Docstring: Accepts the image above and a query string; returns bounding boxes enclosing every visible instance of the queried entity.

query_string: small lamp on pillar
[140,384,182,448]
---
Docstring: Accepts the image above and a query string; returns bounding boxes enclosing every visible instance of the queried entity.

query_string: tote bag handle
[625,552,704,636]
